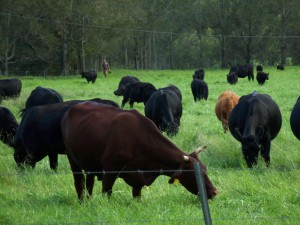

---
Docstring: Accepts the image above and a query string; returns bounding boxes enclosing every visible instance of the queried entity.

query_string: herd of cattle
[0,63,297,202]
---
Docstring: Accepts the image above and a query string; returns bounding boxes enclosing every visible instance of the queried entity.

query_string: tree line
[0,0,299,75]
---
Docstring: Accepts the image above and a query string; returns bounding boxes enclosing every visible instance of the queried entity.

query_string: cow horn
[195,146,206,155]
[183,155,190,161]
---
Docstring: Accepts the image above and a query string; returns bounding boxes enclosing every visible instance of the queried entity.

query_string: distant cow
[0,78,22,102]
[290,96,300,140]
[227,72,238,85]
[20,86,63,115]
[158,85,182,101]
[229,64,254,81]
[61,102,217,201]
[277,64,285,70]
[121,82,157,108]
[228,91,282,168]
[191,79,208,101]
[12,98,119,171]
[256,65,263,72]
[145,87,182,136]
[81,70,97,83]
[0,106,19,146]
[215,91,240,133]
[256,71,269,85]
[113,75,140,96]
[193,69,205,80]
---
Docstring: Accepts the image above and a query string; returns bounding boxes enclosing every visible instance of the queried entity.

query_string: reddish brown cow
[61,102,217,202]
[215,90,240,133]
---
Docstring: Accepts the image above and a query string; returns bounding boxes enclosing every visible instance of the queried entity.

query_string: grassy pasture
[0,67,300,224]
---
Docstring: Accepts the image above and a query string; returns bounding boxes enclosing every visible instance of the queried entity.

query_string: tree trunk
[280,1,287,65]
[62,23,68,75]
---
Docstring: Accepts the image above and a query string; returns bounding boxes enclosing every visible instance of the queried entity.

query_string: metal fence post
[194,162,212,225]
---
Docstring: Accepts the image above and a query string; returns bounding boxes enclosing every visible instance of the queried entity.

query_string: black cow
[0,106,19,146]
[158,85,182,101]
[227,72,238,85]
[0,78,22,102]
[193,69,205,80]
[228,91,282,168]
[191,79,208,101]
[20,86,63,115]
[121,82,157,108]
[114,75,140,96]
[229,64,254,81]
[277,64,285,70]
[290,96,300,140]
[12,98,119,170]
[81,70,97,83]
[145,88,182,136]
[256,65,263,72]
[256,71,269,85]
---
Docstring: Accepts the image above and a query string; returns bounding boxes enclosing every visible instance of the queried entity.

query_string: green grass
[0,67,300,224]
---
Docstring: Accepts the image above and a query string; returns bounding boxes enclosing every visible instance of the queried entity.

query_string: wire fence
[1,166,300,224]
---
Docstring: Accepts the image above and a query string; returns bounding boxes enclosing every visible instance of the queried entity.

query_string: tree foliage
[0,0,299,75]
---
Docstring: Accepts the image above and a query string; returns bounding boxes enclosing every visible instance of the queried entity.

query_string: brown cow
[215,90,240,133]
[61,102,217,202]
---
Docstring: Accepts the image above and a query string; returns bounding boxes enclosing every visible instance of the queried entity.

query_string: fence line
[1,166,300,177]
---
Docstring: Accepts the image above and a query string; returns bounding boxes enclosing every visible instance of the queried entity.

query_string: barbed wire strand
[1,12,300,39]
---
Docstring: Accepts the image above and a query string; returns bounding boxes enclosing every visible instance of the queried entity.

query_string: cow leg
[129,100,134,108]
[102,173,117,197]
[121,97,128,108]
[48,154,58,171]
[86,173,95,196]
[67,155,85,202]
[261,139,271,167]
[132,186,143,199]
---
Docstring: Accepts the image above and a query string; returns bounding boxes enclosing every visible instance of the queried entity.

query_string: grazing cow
[121,81,157,108]
[20,86,63,115]
[12,98,119,171]
[113,75,140,96]
[0,106,19,146]
[191,79,208,101]
[193,69,205,80]
[158,85,182,101]
[290,96,300,140]
[227,72,238,85]
[256,65,263,72]
[215,91,240,133]
[81,70,97,83]
[256,71,269,85]
[228,91,282,168]
[0,78,22,102]
[277,64,285,70]
[61,102,217,201]
[229,64,254,81]
[145,88,182,136]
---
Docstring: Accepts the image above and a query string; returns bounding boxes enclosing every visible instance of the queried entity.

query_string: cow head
[235,127,264,168]
[168,146,217,199]
[11,139,36,169]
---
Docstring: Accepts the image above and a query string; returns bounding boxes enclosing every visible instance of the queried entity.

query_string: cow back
[229,92,282,141]
[145,89,182,136]
[0,78,22,101]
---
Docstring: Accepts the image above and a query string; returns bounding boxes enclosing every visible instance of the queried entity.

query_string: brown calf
[215,90,240,133]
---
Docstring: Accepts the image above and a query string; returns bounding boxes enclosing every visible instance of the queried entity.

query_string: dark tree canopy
[0,0,299,75]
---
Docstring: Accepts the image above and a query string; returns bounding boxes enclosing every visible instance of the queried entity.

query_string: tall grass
[0,66,300,224]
